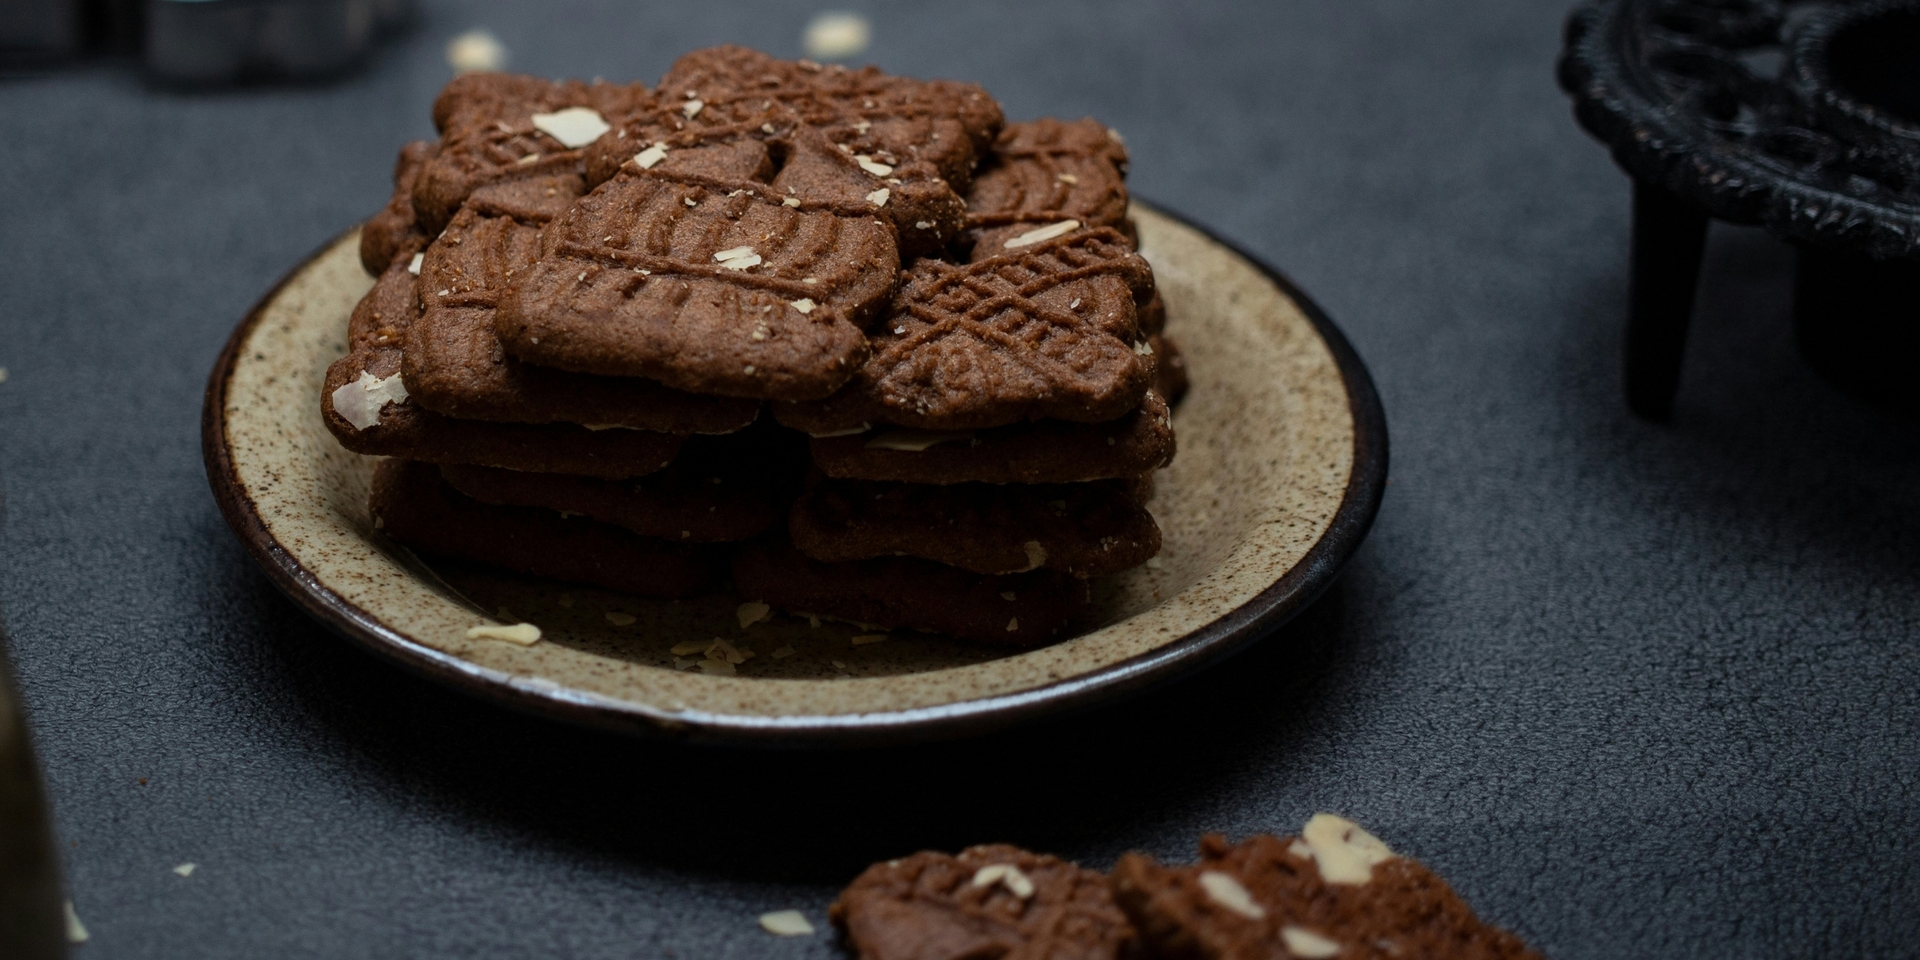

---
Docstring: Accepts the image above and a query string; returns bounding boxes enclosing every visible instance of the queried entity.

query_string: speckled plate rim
[202,203,1387,748]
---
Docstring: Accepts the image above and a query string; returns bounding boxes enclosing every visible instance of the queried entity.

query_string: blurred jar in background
[0,0,411,82]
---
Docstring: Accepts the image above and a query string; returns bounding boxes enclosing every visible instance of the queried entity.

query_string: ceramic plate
[202,204,1386,746]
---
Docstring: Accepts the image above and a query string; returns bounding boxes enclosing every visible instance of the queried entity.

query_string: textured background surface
[2,1,1916,957]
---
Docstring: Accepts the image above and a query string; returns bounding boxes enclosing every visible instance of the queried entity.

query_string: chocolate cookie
[371,459,723,597]
[493,163,898,401]
[776,227,1156,432]
[1109,818,1542,960]
[1153,335,1190,406]
[323,261,685,478]
[963,118,1131,261]
[789,476,1160,578]
[830,844,1141,960]
[413,73,650,234]
[586,46,1003,255]
[360,139,437,275]
[403,174,760,433]
[437,424,807,543]
[731,542,1090,646]
[807,390,1175,485]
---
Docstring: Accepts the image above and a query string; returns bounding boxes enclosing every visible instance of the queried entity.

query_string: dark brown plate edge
[200,204,1389,749]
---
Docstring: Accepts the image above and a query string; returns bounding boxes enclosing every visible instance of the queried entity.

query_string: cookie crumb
[605,611,636,626]
[802,11,870,60]
[558,593,574,608]
[760,909,816,936]
[1198,871,1265,919]
[466,622,541,645]
[1282,926,1342,958]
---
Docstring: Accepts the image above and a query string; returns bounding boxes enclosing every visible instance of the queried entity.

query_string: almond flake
[173,862,196,877]
[1057,172,1079,184]
[851,634,888,645]
[1000,592,1016,601]
[684,197,697,207]
[515,152,541,165]
[763,122,778,134]
[1022,540,1048,571]
[810,423,869,438]
[1301,813,1395,885]
[331,370,408,431]
[1282,927,1342,959]
[914,220,933,229]
[633,144,669,169]
[1006,618,1019,631]
[737,601,772,628]
[605,611,636,626]
[866,429,971,452]
[682,99,704,118]
[65,902,88,944]
[445,29,505,74]
[854,155,893,177]
[670,640,710,656]
[1199,871,1265,919]
[760,910,815,936]
[1005,219,1080,249]
[1069,298,1082,309]
[1134,340,1154,356]
[709,638,749,664]
[854,120,872,134]
[406,253,423,275]
[465,622,542,645]
[790,298,816,314]
[971,864,1035,899]
[530,107,610,148]
[802,277,819,284]
[772,645,797,659]
[782,196,803,208]
[696,658,735,676]
[866,188,890,207]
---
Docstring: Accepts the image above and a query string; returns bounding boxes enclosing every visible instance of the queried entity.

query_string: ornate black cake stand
[1560,0,1920,418]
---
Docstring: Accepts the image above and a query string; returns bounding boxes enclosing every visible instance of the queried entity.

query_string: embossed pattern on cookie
[964,118,1131,261]
[777,227,1156,432]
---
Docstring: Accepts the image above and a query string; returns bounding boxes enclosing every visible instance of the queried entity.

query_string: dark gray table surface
[3,1,1916,957]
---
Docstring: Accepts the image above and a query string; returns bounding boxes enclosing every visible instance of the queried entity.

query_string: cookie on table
[437,424,808,543]
[963,118,1132,261]
[323,260,685,479]
[492,159,899,402]
[830,844,1141,960]
[789,476,1161,578]
[731,542,1090,646]
[1109,816,1542,960]
[360,139,438,275]
[413,73,650,234]
[775,227,1157,433]
[587,45,1003,255]
[371,459,724,597]
[806,390,1175,485]
[1152,335,1190,406]
[401,173,760,434]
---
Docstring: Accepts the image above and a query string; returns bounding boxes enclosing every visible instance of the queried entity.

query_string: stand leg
[1624,181,1709,421]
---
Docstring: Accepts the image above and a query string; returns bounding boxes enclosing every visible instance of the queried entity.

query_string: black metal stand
[1625,182,1709,421]
[1794,245,1920,410]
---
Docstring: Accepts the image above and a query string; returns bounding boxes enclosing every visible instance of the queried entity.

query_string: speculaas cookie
[963,118,1131,262]
[1109,817,1542,960]
[360,139,437,275]
[585,46,1003,256]
[807,390,1175,485]
[731,542,1090,646]
[830,844,1141,960]
[1153,335,1190,406]
[493,162,899,402]
[402,174,760,433]
[413,73,650,234]
[775,227,1157,433]
[789,476,1160,578]
[371,459,723,597]
[323,260,685,479]
[437,424,807,543]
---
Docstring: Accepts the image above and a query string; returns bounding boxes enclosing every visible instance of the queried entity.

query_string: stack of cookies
[323,46,1187,647]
